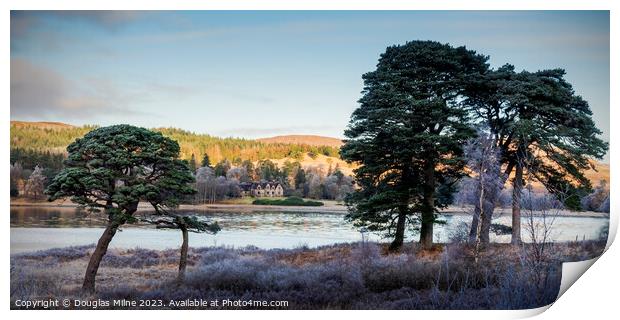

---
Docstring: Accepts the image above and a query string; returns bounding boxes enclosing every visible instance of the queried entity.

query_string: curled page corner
[557,257,600,300]
[556,211,616,302]
[513,305,553,318]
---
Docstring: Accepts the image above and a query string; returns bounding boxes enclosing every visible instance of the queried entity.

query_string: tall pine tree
[342,41,487,250]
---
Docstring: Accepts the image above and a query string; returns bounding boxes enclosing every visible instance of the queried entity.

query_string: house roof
[248,181,282,190]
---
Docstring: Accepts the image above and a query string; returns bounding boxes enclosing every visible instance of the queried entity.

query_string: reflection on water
[11,207,108,227]
[10,207,609,254]
[10,207,357,235]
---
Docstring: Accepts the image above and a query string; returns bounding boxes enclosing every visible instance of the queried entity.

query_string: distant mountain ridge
[257,135,343,147]
[10,121,76,130]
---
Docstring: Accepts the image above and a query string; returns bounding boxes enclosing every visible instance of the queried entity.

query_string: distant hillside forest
[9,122,347,202]
[10,122,340,162]
[9,121,609,212]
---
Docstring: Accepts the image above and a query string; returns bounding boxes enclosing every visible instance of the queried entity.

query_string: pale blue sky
[10,11,609,160]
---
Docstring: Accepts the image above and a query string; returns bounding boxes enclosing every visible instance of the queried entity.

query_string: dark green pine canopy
[46,124,196,221]
[510,69,608,192]
[463,65,608,206]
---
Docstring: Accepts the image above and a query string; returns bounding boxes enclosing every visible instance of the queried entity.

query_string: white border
[3,1,618,319]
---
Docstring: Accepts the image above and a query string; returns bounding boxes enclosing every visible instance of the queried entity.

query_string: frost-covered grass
[10,240,605,310]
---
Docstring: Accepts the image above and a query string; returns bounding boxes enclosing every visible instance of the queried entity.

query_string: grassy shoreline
[252,197,324,207]
[10,240,605,310]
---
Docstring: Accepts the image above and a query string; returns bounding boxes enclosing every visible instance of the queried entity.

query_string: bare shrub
[16,245,94,263]
[10,265,62,304]
[351,241,382,267]
[102,248,164,269]
[518,185,562,306]
[521,188,559,266]
[448,222,471,244]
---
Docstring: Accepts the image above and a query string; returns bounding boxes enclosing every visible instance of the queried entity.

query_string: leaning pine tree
[341,40,487,250]
[45,125,196,292]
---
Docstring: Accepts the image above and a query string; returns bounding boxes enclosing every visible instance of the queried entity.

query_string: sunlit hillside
[584,162,610,186]
[258,135,343,148]
[10,121,341,165]
[269,153,356,176]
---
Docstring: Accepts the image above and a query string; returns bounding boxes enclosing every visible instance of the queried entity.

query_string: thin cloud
[52,11,144,27]
[11,11,144,56]
[10,58,151,120]
[11,10,145,34]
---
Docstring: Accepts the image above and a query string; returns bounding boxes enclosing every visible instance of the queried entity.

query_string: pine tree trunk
[420,217,433,249]
[82,205,134,293]
[177,225,189,283]
[389,211,407,251]
[82,220,121,293]
[420,161,435,249]
[511,161,523,244]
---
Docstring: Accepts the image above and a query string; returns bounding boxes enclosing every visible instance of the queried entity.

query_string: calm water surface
[10,207,608,254]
